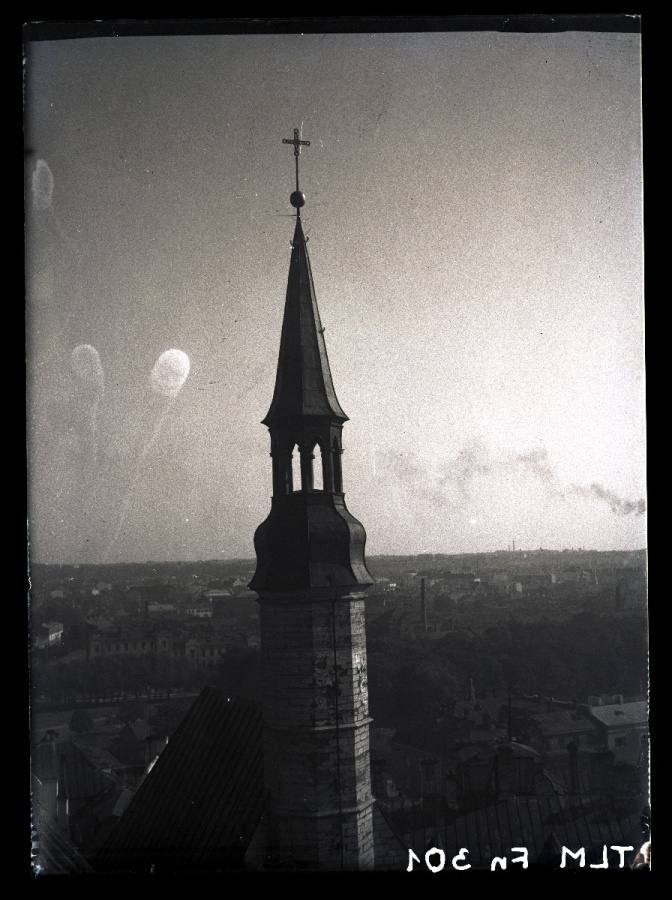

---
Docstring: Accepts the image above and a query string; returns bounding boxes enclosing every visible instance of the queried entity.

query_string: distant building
[527,709,600,754]
[586,701,648,765]
[34,621,64,650]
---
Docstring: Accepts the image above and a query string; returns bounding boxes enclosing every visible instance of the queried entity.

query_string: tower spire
[262,213,348,428]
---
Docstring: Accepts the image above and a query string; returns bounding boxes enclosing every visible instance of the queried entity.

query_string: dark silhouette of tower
[249,131,375,870]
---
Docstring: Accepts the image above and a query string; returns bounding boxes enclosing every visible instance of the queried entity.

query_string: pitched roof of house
[58,741,117,803]
[529,709,597,736]
[439,795,642,868]
[94,687,266,874]
[119,720,153,741]
[588,701,648,728]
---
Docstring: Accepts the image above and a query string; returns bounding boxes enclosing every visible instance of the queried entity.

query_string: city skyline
[25,23,645,565]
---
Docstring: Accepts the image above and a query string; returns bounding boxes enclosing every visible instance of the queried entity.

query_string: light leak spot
[151,349,191,399]
[32,159,54,210]
[71,344,104,391]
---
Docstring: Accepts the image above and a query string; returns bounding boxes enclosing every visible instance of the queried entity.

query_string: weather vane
[282,127,310,210]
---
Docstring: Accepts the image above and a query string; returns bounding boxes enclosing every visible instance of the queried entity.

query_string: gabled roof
[74,743,124,772]
[262,215,347,426]
[58,741,116,802]
[529,709,597,736]
[588,701,648,728]
[119,721,153,742]
[95,687,266,874]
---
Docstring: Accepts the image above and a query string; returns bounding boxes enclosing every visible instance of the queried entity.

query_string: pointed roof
[262,215,348,426]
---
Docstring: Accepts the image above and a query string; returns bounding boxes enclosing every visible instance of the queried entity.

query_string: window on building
[615,737,627,748]
[124,643,129,651]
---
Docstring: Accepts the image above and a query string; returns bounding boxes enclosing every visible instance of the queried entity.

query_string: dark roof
[453,698,505,722]
[262,215,348,426]
[59,741,116,803]
[443,796,641,868]
[31,799,95,876]
[95,687,266,874]
[119,721,152,741]
[530,709,597,737]
[32,734,60,782]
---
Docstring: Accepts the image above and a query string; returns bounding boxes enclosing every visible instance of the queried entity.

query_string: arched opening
[312,441,324,490]
[273,439,293,496]
[291,443,301,492]
[332,438,343,492]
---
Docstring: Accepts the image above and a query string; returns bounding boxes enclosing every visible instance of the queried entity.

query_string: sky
[24,22,645,565]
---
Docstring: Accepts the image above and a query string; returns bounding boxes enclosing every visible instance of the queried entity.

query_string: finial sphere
[290,190,306,208]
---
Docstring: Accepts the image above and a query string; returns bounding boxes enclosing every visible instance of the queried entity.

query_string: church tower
[249,130,375,870]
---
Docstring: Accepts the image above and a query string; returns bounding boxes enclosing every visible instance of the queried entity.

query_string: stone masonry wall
[259,593,374,870]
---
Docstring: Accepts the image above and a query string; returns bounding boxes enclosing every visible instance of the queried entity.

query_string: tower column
[259,590,374,870]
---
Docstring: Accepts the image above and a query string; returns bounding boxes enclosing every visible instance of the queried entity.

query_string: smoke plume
[569,482,646,516]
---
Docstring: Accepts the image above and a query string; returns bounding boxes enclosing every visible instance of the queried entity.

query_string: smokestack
[421,577,427,633]
[512,539,516,553]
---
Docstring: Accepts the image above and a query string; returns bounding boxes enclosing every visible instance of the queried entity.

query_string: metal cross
[282,128,310,192]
